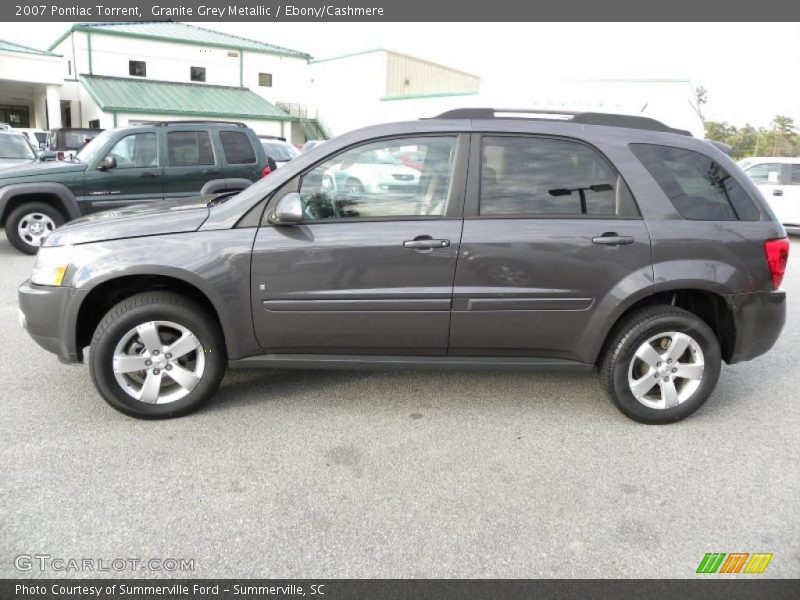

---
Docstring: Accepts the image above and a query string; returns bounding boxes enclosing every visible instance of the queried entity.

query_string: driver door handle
[592,233,634,246]
[403,237,450,249]
[773,189,783,196]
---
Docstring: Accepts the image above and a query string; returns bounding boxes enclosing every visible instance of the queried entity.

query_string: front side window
[298,136,457,221]
[479,136,638,217]
[129,60,146,77]
[105,132,157,168]
[744,162,783,185]
[167,131,215,166]
[631,144,759,221]
[219,131,256,164]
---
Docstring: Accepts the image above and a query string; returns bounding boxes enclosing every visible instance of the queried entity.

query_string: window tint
[792,165,800,185]
[167,131,215,166]
[745,162,783,185]
[219,131,256,164]
[129,60,146,77]
[105,132,157,169]
[631,144,759,221]
[298,136,457,221]
[479,136,638,217]
[190,66,206,82]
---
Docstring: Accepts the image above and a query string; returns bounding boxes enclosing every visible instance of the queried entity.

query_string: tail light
[261,166,272,178]
[764,238,789,289]
[56,151,64,161]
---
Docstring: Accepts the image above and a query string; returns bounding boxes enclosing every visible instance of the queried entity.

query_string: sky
[3,21,799,128]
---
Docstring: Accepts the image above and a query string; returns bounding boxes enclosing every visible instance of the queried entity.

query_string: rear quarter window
[630,144,759,221]
[219,131,257,165]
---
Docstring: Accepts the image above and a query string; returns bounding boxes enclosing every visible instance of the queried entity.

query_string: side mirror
[38,150,56,161]
[269,192,303,225]
[97,155,117,171]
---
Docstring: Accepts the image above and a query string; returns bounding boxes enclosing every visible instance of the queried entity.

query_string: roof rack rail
[432,108,691,136]
[152,120,247,128]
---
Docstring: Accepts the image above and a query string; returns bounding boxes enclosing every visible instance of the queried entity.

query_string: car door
[82,129,162,213]
[449,134,653,362]
[161,129,220,200]
[250,134,468,355]
[783,164,800,226]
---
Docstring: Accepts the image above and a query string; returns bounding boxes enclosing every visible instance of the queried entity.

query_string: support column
[33,91,47,130]
[45,85,62,129]
[69,100,81,128]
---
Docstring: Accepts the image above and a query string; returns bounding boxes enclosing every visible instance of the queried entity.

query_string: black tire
[599,305,721,424]
[89,292,226,419]
[5,202,65,255]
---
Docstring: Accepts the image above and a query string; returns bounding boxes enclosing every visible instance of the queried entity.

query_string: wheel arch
[594,285,737,366]
[0,182,81,226]
[75,273,230,361]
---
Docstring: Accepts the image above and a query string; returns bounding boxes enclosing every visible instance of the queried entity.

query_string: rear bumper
[725,289,786,364]
[18,279,84,363]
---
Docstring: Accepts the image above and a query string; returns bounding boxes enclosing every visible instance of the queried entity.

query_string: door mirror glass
[270,192,303,225]
[97,155,117,171]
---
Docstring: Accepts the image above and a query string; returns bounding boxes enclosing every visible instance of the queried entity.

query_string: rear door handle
[403,237,450,250]
[592,233,634,246]
[773,189,783,196]
[203,168,220,175]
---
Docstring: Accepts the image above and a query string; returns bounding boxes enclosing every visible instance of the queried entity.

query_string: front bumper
[18,279,84,363]
[726,289,787,364]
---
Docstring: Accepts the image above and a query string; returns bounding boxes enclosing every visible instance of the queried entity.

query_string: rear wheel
[600,306,721,424]
[89,292,226,419]
[6,202,64,254]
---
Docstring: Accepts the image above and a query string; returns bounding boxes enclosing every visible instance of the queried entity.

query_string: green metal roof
[80,75,292,121]
[49,22,310,59]
[0,38,60,57]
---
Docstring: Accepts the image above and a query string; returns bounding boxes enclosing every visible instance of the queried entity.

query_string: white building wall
[241,52,310,106]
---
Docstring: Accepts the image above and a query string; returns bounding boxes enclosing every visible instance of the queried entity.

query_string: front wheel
[89,292,226,418]
[599,306,721,424]
[5,202,65,254]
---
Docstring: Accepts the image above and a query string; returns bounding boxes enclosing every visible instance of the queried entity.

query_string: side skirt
[228,354,593,371]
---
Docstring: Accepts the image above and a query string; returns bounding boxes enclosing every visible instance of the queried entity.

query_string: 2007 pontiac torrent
[18,109,789,423]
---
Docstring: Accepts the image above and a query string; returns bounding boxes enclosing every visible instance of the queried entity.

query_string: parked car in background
[0,120,270,253]
[300,140,325,153]
[0,131,43,170]
[739,157,800,233]
[17,109,788,423]
[259,136,300,168]
[48,127,103,161]
[14,128,50,151]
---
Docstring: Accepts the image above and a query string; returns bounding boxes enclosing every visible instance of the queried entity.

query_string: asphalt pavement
[1,230,798,578]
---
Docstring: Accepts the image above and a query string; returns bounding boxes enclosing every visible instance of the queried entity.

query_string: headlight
[31,245,74,286]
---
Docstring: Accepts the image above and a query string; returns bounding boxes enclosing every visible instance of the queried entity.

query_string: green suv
[0,121,269,254]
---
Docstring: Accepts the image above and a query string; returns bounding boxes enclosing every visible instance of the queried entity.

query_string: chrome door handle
[773,190,783,197]
[403,238,450,249]
[592,233,634,246]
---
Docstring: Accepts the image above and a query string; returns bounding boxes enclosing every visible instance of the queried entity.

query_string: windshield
[0,134,36,159]
[75,130,115,163]
[262,141,299,162]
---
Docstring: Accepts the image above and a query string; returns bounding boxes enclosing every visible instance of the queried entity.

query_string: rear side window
[219,131,257,164]
[744,162,783,185]
[792,165,800,185]
[479,136,639,217]
[167,131,215,166]
[631,144,759,221]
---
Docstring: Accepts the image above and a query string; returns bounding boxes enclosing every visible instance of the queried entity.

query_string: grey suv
[18,109,789,423]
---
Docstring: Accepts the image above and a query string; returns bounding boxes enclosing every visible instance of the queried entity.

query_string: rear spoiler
[705,140,732,155]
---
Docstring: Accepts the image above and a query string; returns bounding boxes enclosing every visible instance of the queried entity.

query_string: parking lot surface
[1,230,798,578]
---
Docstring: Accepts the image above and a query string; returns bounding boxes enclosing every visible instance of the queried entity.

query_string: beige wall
[385,52,479,98]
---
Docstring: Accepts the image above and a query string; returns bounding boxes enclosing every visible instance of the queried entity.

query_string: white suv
[739,157,800,232]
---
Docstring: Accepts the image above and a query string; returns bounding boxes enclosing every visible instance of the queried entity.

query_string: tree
[771,115,796,136]
[694,86,708,121]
